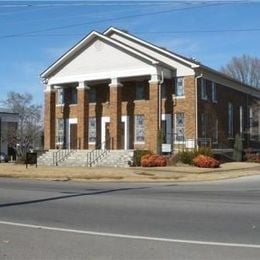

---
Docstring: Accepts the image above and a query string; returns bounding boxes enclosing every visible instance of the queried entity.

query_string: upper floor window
[201,79,207,100]
[70,87,77,104]
[161,83,166,99]
[228,102,233,138]
[57,88,64,105]
[135,82,145,100]
[175,77,184,97]
[211,82,217,102]
[89,87,96,103]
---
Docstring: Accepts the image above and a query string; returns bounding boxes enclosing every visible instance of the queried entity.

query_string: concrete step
[38,149,134,168]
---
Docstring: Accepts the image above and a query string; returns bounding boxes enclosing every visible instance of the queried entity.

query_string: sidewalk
[0,162,259,182]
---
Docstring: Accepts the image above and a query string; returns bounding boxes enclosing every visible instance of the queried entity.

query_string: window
[135,82,145,100]
[161,120,167,143]
[201,79,207,100]
[161,83,166,99]
[201,113,207,138]
[249,106,253,139]
[212,82,217,102]
[57,88,64,105]
[212,119,218,144]
[56,118,64,144]
[174,113,185,142]
[88,117,96,143]
[135,115,145,143]
[228,103,233,138]
[239,106,243,135]
[89,87,96,103]
[249,106,260,141]
[70,87,77,104]
[175,77,184,97]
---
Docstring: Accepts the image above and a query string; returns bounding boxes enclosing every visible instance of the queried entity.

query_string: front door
[70,123,78,149]
[121,122,125,149]
[105,122,110,149]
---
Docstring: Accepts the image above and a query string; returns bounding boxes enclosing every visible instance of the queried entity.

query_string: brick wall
[44,89,56,150]
[197,78,260,148]
[48,76,198,152]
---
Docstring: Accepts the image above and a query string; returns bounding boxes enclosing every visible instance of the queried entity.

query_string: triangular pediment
[42,32,158,79]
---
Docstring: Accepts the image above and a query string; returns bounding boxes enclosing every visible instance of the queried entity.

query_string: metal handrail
[53,148,72,166]
[86,138,113,167]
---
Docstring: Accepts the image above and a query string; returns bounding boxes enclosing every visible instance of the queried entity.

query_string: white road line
[0,220,259,249]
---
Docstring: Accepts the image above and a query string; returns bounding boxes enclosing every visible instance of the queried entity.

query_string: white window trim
[174,96,186,99]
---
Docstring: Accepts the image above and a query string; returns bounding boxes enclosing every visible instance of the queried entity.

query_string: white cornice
[47,67,157,85]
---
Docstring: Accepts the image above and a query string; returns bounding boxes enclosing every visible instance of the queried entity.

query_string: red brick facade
[42,28,260,153]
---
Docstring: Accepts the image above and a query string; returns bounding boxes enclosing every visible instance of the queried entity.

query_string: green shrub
[177,147,213,165]
[196,147,213,157]
[133,150,152,166]
[177,150,196,165]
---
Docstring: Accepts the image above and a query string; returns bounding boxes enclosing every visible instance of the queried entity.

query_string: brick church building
[41,27,260,154]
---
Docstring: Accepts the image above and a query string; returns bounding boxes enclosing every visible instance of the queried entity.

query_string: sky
[0,0,260,105]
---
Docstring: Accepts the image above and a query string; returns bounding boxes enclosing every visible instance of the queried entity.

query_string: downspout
[195,73,203,149]
[158,71,164,130]
[158,71,164,154]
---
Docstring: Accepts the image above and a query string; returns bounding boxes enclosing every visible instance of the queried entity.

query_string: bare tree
[1,92,43,161]
[220,55,260,88]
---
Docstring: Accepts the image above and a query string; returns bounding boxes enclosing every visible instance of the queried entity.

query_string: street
[0,176,260,259]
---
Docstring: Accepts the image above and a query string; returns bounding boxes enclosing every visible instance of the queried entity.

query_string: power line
[4,27,260,38]
[0,2,230,39]
[136,28,260,34]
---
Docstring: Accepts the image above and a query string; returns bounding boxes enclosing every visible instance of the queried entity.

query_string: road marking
[0,220,260,249]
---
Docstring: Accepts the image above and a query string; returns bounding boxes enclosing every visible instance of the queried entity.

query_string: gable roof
[104,27,260,97]
[104,26,200,69]
[41,30,160,79]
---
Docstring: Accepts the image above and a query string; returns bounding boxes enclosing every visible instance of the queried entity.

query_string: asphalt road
[0,175,260,259]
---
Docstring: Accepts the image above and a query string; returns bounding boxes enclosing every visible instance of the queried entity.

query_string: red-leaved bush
[141,154,167,167]
[192,155,220,168]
